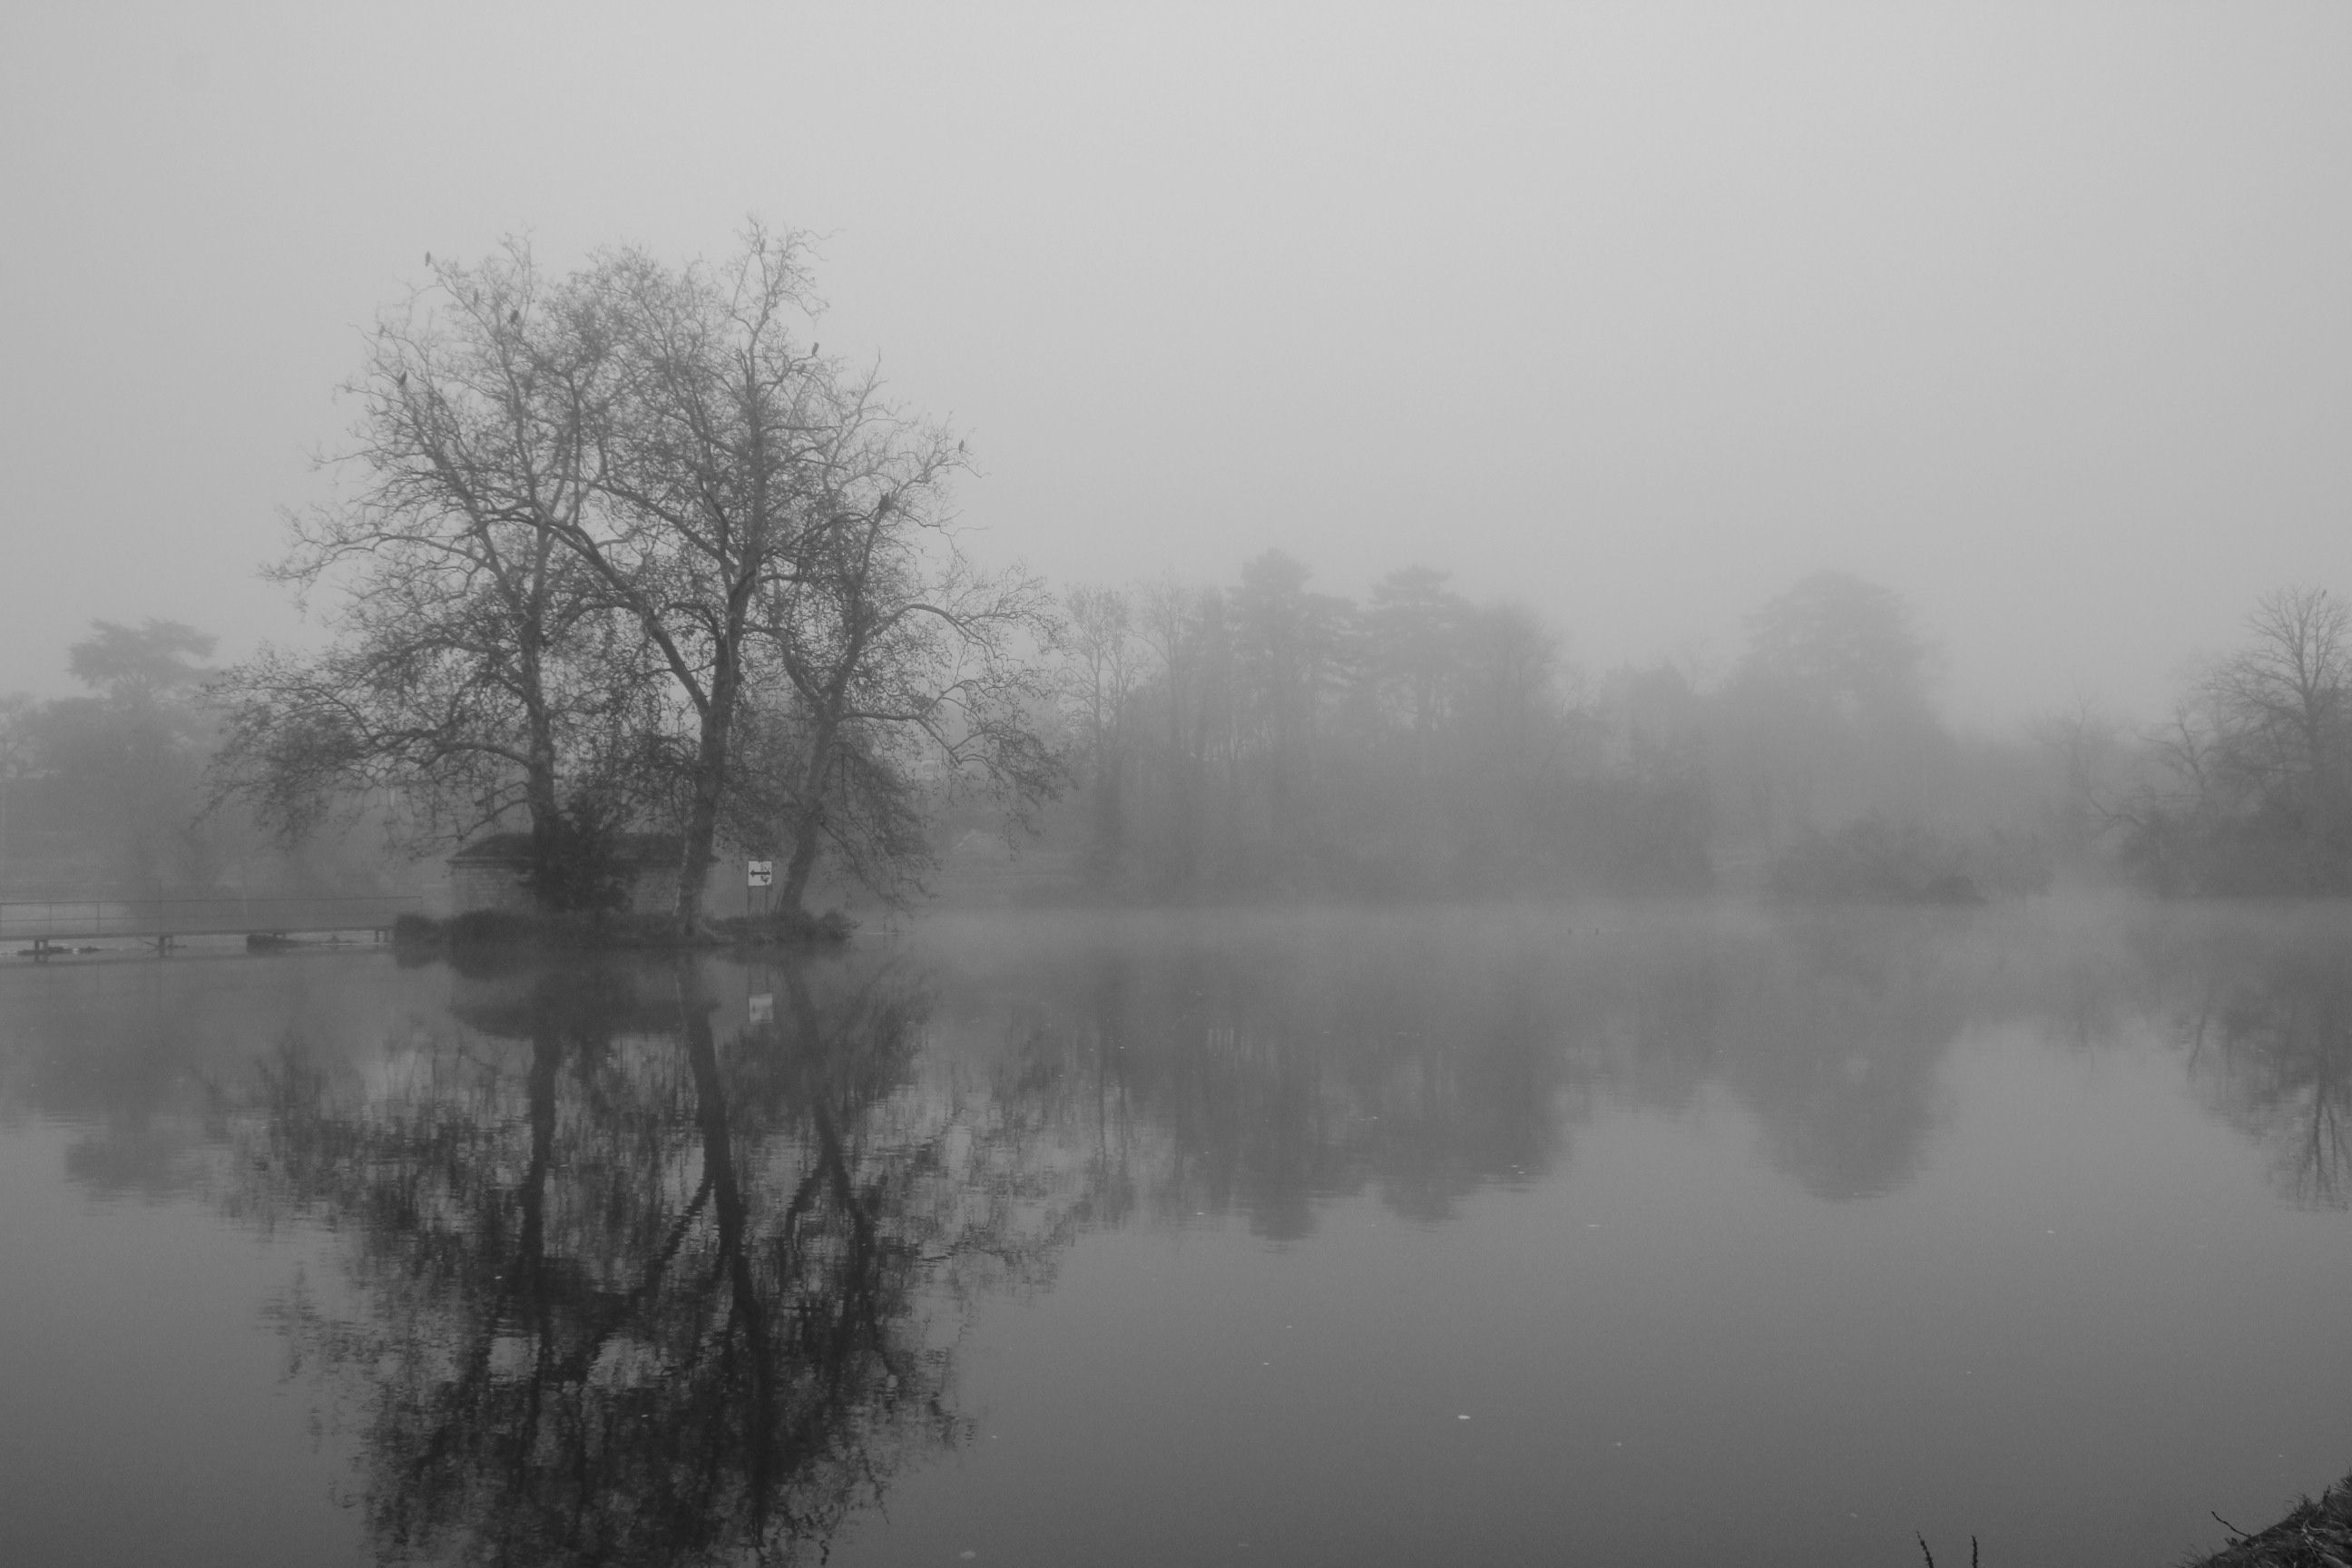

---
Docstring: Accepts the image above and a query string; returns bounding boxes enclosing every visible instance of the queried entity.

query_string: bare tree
[1063,584,1139,873]
[2112,588,2352,893]
[2024,695,2129,870]
[1361,566,1470,747]
[1128,576,1231,890]
[226,227,1054,925]
[2203,586,2351,834]
[1720,571,1946,850]
[1230,551,1348,860]
[0,692,34,867]
[213,243,642,868]
[520,227,847,925]
[748,414,1063,914]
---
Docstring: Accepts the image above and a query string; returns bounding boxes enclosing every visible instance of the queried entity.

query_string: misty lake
[5,901,2351,1567]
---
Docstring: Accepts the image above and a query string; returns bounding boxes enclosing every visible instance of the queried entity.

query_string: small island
[402,831,856,954]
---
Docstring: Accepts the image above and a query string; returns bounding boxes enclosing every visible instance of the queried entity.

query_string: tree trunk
[681,964,775,1498]
[516,1024,558,1313]
[776,717,838,916]
[1088,751,1124,883]
[673,631,745,928]
[673,712,729,927]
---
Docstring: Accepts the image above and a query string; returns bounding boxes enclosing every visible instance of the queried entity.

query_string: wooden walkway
[2,895,423,955]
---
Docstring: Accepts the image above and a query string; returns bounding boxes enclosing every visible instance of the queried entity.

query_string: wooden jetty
[2,895,423,956]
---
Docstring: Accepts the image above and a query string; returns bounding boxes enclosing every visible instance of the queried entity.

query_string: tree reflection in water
[962,906,1994,1230]
[208,906,2352,1563]
[235,954,1084,1567]
[2167,924,2352,1208]
[1596,910,1977,1200]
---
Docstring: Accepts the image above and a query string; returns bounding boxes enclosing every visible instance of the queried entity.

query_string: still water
[4,901,2350,1566]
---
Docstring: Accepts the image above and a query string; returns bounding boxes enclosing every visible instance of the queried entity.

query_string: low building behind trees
[445,833,689,916]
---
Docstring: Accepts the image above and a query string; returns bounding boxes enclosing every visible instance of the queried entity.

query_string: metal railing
[1,894,424,947]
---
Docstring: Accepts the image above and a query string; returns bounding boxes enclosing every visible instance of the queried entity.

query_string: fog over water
[6,903,2352,1566]
[8,11,2352,1565]
[6,5,2352,725]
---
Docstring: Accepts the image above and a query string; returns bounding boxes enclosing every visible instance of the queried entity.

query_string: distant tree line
[1713,578,2352,901]
[4,230,2341,911]
[0,619,394,898]
[1039,564,2352,906]
[0,567,2122,908]
[1051,554,1710,898]
[16,561,2343,910]
[1045,562,2073,903]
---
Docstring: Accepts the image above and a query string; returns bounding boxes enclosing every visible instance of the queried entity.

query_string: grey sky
[4,3,2347,726]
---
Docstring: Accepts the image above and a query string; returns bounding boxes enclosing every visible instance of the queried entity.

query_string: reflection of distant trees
[2169,932,2352,1208]
[0,960,411,1204]
[983,935,1588,1239]
[230,955,1084,1567]
[963,908,2001,1228]
[56,903,2352,1568]
[1602,914,1976,1200]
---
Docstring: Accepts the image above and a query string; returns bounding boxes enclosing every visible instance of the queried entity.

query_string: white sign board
[747,859,774,887]
[749,993,774,1025]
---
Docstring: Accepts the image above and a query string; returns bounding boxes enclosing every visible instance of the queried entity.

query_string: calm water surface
[5,901,2350,1567]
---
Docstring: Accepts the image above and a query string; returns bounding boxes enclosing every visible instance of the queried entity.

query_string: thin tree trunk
[673,618,748,928]
[777,717,838,916]
[675,710,730,926]
[681,963,774,1508]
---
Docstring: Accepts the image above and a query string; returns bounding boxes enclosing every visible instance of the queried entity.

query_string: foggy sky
[4,3,2348,728]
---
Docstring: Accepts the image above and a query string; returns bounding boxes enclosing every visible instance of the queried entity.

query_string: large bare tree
[227,227,1058,926]
[1062,584,1141,875]
[214,243,643,867]
[747,407,1063,914]
[534,228,844,924]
